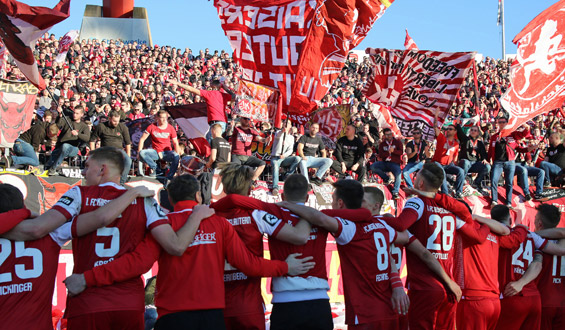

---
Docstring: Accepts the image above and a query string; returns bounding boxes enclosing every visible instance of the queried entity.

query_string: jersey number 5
[95,227,120,258]
[0,239,43,283]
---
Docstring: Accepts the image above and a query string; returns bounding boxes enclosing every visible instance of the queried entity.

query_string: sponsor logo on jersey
[59,196,74,206]
[262,213,279,226]
[405,201,420,210]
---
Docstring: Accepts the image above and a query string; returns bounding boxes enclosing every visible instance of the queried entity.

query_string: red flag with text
[0,79,38,147]
[214,0,393,115]
[363,48,474,141]
[167,103,211,158]
[0,0,70,90]
[499,0,565,137]
[404,29,418,50]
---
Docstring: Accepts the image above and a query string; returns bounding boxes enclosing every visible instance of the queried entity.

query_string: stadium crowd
[0,34,564,330]
[1,33,565,206]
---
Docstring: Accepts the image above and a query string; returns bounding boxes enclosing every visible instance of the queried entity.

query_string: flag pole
[501,0,506,59]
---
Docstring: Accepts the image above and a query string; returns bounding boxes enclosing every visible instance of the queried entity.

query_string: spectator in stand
[540,132,565,187]
[371,128,404,198]
[402,128,429,189]
[230,115,270,181]
[487,117,529,208]
[1,112,54,170]
[432,110,465,199]
[169,79,233,141]
[270,120,301,196]
[137,110,181,181]
[297,123,333,185]
[456,123,490,195]
[127,102,146,121]
[515,140,545,201]
[205,123,231,169]
[90,110,132,185]
[45,106,90,176]
[331,124,366,182]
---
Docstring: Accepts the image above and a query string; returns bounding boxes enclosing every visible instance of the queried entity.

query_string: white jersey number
[426,214,455,251]
[512,240,534,268]
[552,255,565,277]
[374,232,389,271]
[0,239,43,283]
[95,227,120,258]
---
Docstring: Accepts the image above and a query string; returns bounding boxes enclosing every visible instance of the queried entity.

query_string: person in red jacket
[370,128,404,199]
[64,174,314,330]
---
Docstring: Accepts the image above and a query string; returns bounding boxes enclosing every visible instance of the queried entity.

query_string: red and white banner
[369,103,402,137]
[309,104,351,141]
[214,0,393,115]
[499,0,565,137]
[233,80,280,123]
[167,103,211,158]
[0,40,6,78]
[54,29,78,63]
[363,48,474,141]
[0,0,70,89]
[404,29,418,50]
[0,78,38,147]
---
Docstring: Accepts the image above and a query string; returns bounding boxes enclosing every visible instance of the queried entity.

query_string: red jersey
[432,133,459,165]
[200,89,230,123]
[334,217,398,325]
[395,197,489,291]
[145,123,177,153]
[460,226,528,299]
[231,126,259,156]
[0,221,68,330]
[84,200,288,319]
[498,232,547,298]
[52,182,168,318]
[537,244,565,308]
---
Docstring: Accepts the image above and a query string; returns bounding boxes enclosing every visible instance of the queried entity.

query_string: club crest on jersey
[154,203,166,217]
[59,196,74,206]
[262,213,279,226]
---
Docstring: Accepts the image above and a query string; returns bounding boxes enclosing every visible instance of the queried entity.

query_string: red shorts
[67,310,143,330]
[495,295,541,330]
[224,312,265,330]
[348,319,399,330]
[541,306,565,330]
[408,289,456,330]
[456,297,500,330]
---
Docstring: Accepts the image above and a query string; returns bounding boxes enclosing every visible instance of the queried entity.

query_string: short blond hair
[219,163,254,195]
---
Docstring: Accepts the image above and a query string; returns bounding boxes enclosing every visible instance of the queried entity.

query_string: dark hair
[536,204,561,229]
[364,186,384,208]
[419,162,444,190]
[283,174,309,203]
[0,184,24,213]
[167,174,200,204]
[88,146,125,174]
[333,179,364,209]
[491,205,511,224]
[382,128,392,134]
[108,110,121,118]
[211,79,221,87]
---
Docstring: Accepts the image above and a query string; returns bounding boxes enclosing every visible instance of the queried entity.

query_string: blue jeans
[437,163,465,195]
[459,159,491,188]
[298,156,333,182]
[46,143,79,170]
[12,138,39,166]
[120,150,132,185]
[371,161,402,193]
[540,161,564,184]
[515,163,544,196]
[402,161,423,188]
[271,155,301,189]
[491,160,515,204]
[138,149,179,180]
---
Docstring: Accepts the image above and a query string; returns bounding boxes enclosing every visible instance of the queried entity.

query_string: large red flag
[363,48,474,141]
[214,0,393,116]
[0,0,70,89]
[499,0,565,137]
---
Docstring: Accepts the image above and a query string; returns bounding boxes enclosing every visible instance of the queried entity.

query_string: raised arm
[168,79,201,96]
[150,205,215,256]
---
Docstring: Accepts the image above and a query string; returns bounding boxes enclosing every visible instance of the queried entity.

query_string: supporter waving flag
[54,29,78,63]
[213,0,394,115]
[363,48,474,141]
[0,0,71,89]
[499,0,565,137]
